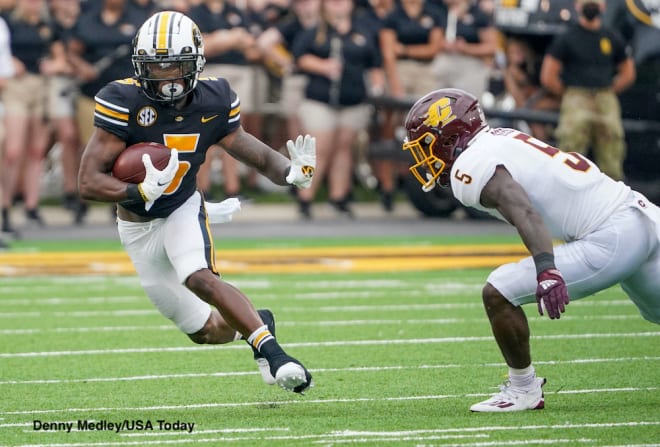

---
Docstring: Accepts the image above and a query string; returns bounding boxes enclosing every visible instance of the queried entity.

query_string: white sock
[508,365,536,389]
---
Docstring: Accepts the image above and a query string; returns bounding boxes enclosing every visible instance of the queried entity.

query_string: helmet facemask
[133,55,200,103]
[403,132,447,191]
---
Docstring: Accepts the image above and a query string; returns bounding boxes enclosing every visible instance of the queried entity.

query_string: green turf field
[0,237,658,446]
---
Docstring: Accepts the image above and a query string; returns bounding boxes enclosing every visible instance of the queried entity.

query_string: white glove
[205,197,241,224]
[139,149,179,211]
[285,134,316,189]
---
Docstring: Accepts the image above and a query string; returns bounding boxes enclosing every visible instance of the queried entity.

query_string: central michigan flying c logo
[423,97,457,128]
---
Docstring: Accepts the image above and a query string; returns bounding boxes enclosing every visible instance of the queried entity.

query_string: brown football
[112,142,172,183]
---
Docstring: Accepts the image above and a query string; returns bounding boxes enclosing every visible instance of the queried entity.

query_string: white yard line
[1,332,658,358]
[0,357,657,386]
[0,298,637,318]
[1,436,659,447]
[1,387,658,416]
[0,314,643,335]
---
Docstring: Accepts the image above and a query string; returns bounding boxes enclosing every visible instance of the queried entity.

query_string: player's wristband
[126,184,146,202]
[533,252,556,276]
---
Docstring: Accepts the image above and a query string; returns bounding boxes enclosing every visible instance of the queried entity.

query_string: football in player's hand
[112,142,172,183]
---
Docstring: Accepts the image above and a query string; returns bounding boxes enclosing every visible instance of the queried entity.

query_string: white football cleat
[470,377,546,412]
[274,362,313,394]
[255,357,276,385]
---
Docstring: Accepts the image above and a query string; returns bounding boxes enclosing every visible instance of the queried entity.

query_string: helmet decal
[423,97,457,128]
[155,11,174,54]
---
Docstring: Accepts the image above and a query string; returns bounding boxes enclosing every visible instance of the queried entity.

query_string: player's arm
[220,126,290,185]
[78,128,132,202]
[612,56,635,94]
[481,166,569,318]
[219,126,315,188]
[480,166,554,257]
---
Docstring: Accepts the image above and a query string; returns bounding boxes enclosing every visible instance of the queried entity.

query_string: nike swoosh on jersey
[201,114,219,123]
[157,180,170,186]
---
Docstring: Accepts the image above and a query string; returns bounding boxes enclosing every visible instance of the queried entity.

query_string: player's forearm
[512,210,555,260]
[222,129,290,186]
[78,170,133,203]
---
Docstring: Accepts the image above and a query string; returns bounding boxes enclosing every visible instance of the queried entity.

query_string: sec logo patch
[137,106,157,127]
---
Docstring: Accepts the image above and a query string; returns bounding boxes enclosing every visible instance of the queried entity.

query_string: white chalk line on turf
[0,325,176,335]
[0,356,657,386]
[0,296,142,306]
[0,298,637,319]
[1,332,658,358]
[0,310,159,319]
[50,421,660,439]
[2,386,658,416]
[0,314,643,335]
[2,438,658,447]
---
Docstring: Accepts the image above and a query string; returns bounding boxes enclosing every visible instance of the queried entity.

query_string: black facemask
[581,3,601,21]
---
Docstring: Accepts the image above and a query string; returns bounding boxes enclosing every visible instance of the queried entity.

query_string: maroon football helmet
[403,88,488,189]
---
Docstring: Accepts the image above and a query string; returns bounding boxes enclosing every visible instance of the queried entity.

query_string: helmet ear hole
[442,134,458,149]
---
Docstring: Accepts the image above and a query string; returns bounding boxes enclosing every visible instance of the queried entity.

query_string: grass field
[0,236,658,446]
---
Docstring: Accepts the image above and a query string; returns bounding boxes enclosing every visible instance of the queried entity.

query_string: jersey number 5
[162,134,199,194]
[514,133,591,172]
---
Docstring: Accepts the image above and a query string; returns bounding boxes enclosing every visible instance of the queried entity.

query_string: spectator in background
[67,0,144,212]
[291,0,383,218]
[503,36,560,141]
[48,0,86,224]
[357,0,399,212]
[189,0,261,200]
[242,0,286,177]
[377,0,443,212]
[154,0,191,12]
[431,0,497,99]
[129,0,159,21]
[604,0,660,87]
[2,0,70,235]
[379,0,444,100]
[257,0,321,145]
[0,0,16,12]
[540,0,635,181]
[0,13,14,248]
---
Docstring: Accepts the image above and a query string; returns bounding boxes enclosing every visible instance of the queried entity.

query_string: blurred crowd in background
[0,0,658,238]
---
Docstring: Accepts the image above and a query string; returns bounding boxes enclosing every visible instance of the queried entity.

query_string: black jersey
[547,24,628,89]
[94,77,241,218]
[3,14,55,74]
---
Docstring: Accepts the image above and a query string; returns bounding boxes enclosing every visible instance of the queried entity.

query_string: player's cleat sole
[274,362,314,394]
[470,377,546,412]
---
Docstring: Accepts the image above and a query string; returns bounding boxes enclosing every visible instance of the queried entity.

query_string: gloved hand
[536,268,570,319]
[205,197,241,224]
[139,149,179,211]
[285,134,316,189]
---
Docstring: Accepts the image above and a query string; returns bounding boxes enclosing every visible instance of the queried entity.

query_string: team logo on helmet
[423,97,457,128]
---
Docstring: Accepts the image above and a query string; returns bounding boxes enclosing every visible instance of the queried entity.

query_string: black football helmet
[132,11,205,103]
[403,88,488,189]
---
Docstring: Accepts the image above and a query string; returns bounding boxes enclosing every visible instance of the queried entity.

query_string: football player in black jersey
[78,11,316,394]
